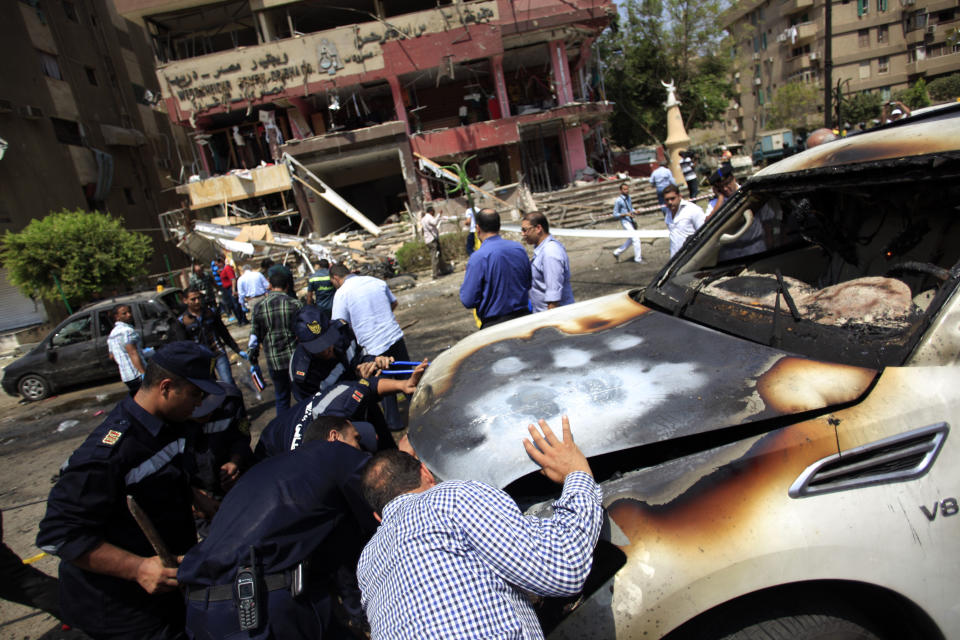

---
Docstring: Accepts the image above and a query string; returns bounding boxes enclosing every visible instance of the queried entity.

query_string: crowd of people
[9,169,750,638]
[24,331,598,640]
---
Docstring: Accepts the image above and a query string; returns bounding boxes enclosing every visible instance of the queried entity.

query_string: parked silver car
[408,105,960,639]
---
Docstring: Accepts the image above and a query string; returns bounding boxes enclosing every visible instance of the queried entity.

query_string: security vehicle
[407,105,960,639]
[2,289,182,401]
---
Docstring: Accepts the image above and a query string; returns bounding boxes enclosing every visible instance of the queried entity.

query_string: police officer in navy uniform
[305,259,336,316]
[179,417,376,640]
[36,342,224,640]
[289,306,393,402]
[189,381,254,498]
[255,361,428,459]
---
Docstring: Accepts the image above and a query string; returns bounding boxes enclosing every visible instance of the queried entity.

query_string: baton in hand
[126,495,178,568]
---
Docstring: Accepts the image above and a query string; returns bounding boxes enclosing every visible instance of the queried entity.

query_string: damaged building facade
[114,0,616,235]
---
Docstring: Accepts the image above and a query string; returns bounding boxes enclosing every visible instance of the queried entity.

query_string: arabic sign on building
[158,1,498,117]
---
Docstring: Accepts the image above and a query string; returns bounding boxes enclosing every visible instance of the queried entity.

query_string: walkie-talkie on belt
[235,546,262,631]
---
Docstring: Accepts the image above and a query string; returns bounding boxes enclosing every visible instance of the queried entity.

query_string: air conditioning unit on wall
[755,77,763,85]
[810,52,820,60]
[926,24,936,34]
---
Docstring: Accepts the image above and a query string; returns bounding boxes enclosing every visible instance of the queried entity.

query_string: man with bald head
[805,128,838,149]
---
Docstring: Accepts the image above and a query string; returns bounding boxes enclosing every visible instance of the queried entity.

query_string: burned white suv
[408,104,960,639]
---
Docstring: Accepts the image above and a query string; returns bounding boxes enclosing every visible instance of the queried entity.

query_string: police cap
[152,341,224,396]
[294,306,340,354]
[708,165,733,186]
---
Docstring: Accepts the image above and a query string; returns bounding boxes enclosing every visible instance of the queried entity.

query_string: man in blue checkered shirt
[357,416,602,639]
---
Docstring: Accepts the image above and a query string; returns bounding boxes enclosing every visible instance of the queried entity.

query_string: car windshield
[51,315,93,347]
[643,153,960,368]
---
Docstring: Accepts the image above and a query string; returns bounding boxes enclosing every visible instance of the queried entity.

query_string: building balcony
[783,0,814,15]
[409,101,612,159]
[796,21,819,43]
[906,28,933,45]
[907,52,960,77]
[783,53,814,75]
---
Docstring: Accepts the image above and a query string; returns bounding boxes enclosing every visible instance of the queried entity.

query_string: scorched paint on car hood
[407,291,877,488]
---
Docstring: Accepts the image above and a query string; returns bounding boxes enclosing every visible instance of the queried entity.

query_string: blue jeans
[221,287,247,324]
[380,338,410,431]
[269,368,292,417]
[214,353,234,385]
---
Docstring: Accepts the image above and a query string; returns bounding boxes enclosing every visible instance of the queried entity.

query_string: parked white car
[408,105,960,639]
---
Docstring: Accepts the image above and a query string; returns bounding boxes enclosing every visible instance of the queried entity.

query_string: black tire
[18,374,50,402]
[717,612,883,640]
[667,594,891,640]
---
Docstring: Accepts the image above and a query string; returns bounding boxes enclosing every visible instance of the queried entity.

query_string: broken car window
[646,162,960,368]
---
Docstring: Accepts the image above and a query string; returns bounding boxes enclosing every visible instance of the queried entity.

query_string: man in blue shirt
[358,416,603,640]
[521,212,574,312]
[611,182,643,263]
[648,160,677,206]
[459,208,532,329]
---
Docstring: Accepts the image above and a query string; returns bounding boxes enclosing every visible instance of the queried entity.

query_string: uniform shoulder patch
[102,430,123,446]
[358,378,370,387]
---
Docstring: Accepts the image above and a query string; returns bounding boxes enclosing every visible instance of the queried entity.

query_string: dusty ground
[0,215,672,639]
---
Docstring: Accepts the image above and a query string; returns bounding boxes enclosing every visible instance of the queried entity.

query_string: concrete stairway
[532,178,662,228]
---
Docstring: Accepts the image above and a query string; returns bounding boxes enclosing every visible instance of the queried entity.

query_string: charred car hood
[408,291,877,488]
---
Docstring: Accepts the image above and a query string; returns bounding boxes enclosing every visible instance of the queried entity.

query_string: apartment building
[723,0,960,148]
[114,0,615,235]
[0,0,183,330]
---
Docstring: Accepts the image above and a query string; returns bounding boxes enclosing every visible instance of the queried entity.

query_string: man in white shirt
[236,262,269,313]
[330,263,409,431]
[662,184,706,257]
[463,205,478,256]
[420,205,450,278]
[107,304,146,393]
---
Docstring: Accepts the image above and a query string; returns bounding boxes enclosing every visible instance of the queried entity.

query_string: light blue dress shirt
[529,235,575,312]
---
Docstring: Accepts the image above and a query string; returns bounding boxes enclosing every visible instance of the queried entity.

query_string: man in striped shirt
[358,416,603,639]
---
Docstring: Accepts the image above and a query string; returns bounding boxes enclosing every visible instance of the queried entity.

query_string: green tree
[842,91,883,126]
[600,0,733,148]
[0,209,152,306]
[893,78,931,109]
[927,73,960,102]
[767,82,820,131]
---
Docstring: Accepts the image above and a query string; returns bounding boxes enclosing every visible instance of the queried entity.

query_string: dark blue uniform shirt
[190,393,253,495]
[290,320,372,399]
[36,396,197,635]
[179,440,373,587]
[254,377,380,459]
[459,235,532,322]
[307,268,335,313]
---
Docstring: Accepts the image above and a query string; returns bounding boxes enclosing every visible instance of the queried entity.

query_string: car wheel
[717,613,882,640]
[18,374,50,401]
[667,595,890,640]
